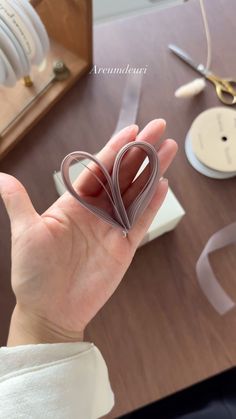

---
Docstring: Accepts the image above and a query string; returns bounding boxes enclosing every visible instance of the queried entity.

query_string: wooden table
[1,0,236,417]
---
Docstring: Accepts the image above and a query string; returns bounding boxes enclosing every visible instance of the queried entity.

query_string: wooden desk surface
[1,0,236,417]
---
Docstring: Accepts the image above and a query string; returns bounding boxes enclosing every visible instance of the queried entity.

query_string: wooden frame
[0,0,93,159]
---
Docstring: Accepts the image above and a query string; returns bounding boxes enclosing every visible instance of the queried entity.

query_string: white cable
[199,0,212,71]
[175,0,212,98]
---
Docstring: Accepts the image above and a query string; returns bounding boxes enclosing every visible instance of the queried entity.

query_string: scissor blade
[168,44,206,76]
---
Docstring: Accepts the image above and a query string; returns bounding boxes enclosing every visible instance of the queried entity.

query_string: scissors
[168,44,236,106]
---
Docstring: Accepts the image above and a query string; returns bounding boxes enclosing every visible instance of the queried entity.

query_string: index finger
[73,124,139,196]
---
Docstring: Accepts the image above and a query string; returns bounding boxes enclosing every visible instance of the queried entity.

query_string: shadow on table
[119,368,236,419]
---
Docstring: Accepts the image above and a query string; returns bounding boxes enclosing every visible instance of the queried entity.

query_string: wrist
[7,304,84,346]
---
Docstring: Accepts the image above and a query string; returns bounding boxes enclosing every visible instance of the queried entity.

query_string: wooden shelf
[0,0,92,159]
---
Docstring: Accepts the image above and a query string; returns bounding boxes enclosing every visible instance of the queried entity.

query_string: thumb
[0,173,38,234]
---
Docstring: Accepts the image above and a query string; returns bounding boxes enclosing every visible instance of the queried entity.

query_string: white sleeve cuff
[0,342,114,419]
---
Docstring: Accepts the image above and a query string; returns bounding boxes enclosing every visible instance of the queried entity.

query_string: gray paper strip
[61,141,159,233]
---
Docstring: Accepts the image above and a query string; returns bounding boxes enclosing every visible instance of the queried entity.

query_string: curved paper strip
[196,222,236,315]
[61,141,159,233]
[61,151,124,230]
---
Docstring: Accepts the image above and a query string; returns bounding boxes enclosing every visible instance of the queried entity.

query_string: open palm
[0,120,177,343]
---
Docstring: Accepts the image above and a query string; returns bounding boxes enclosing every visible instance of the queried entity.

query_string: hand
[0,120,177,345]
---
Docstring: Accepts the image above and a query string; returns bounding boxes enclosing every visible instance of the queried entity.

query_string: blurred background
[93,0,185,23]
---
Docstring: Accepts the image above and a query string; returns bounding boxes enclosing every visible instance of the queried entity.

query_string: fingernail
[127,124,139,132]
[160,177,168,184]
[158,118,166,127]
[110,124,138,143]
[120,124,138,133]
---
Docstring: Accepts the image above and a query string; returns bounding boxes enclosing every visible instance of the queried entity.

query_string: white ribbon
[196,222,236,315]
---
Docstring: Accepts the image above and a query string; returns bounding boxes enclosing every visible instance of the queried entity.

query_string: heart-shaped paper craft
[61,141,159,233]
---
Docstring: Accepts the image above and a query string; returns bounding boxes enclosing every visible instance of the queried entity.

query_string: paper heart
[61,141,160,234]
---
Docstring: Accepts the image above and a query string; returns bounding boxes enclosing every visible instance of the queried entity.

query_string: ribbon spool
[185,107,236,179]
[0,0,49,87]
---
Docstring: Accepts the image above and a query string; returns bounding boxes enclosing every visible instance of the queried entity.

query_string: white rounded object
[185,131,236,179]
[0,21,20,83]
[8,0,44,64]
[19,0,49,55]
[0,49,6,84]
[0,48,17,86]
[0,0,36,60]
[175,78,206,98]
[0,17,29,77]
[190,107,236,172]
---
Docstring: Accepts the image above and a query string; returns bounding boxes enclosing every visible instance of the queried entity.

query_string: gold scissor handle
[206,74,236,105]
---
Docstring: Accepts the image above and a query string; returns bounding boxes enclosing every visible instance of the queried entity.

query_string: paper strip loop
[61,141,159,233]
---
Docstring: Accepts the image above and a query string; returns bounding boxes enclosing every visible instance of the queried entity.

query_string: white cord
[175,0,212,98]
[199,0,212,71]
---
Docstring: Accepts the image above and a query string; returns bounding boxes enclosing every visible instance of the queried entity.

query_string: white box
[53,161,185,245]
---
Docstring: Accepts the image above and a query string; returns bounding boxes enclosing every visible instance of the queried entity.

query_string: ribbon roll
[196,222,236,315]
[61,141,160,234]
